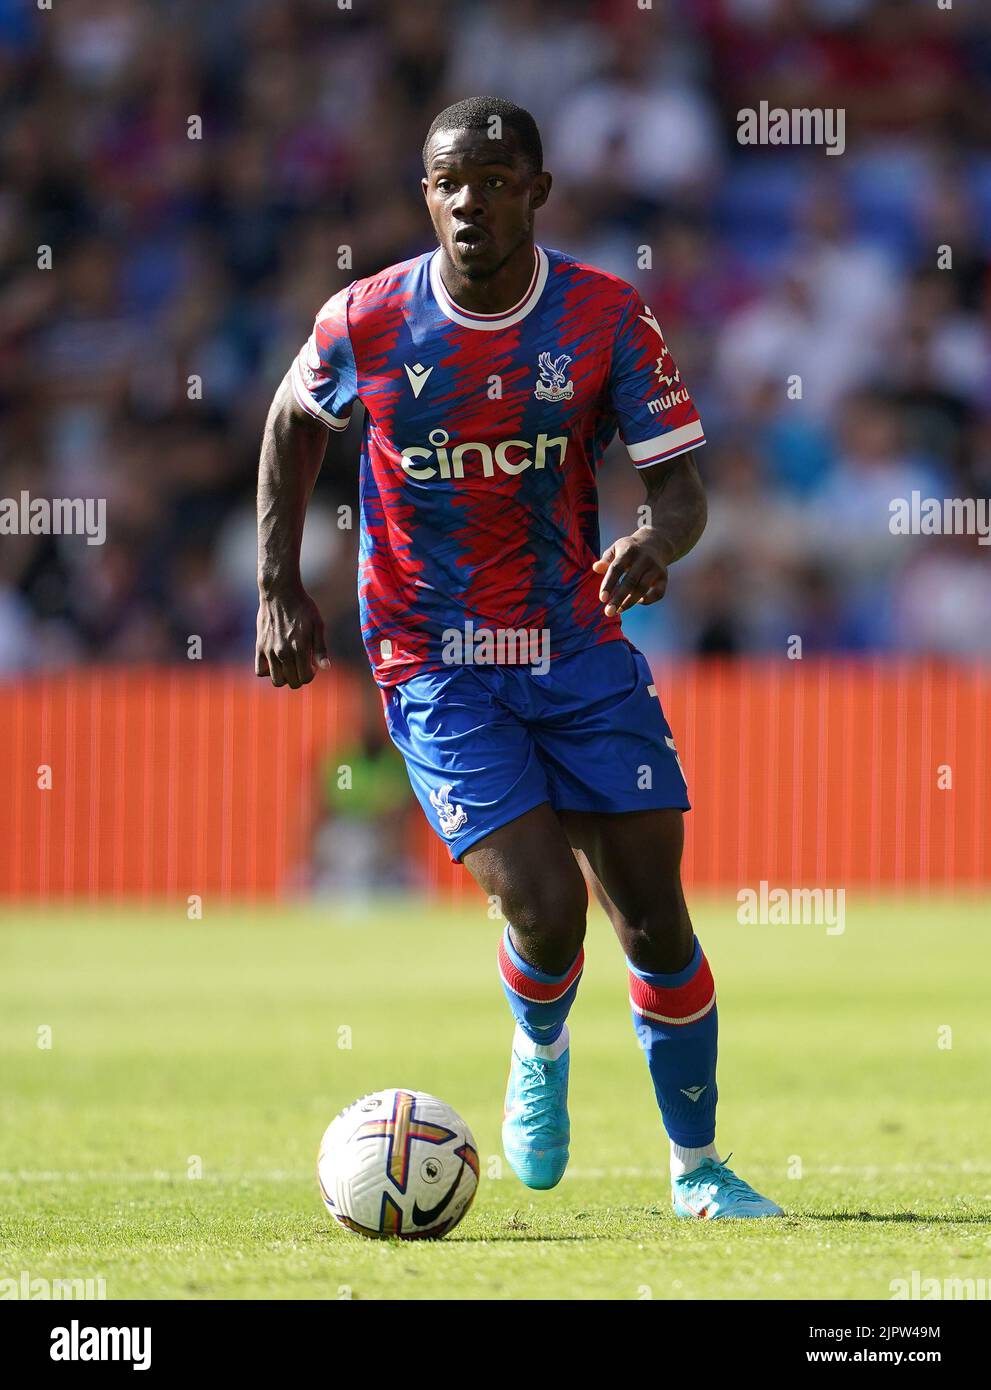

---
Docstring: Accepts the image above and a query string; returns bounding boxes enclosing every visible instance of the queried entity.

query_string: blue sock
[498,925,583,1045]
[628,937,718,1146]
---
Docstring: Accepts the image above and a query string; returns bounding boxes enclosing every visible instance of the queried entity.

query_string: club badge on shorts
[429,784,468,837]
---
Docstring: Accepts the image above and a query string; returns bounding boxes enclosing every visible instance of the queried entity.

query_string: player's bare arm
[255,372,331,689]
[593,449,707,616]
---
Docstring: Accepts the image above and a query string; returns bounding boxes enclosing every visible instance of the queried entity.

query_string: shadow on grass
[796,1211,991,1225]
[447,1210,991,1239]
[316,1209,991,1247]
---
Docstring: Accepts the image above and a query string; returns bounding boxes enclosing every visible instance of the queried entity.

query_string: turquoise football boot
[502,1028,571,1190]
[672,1154,783,1219]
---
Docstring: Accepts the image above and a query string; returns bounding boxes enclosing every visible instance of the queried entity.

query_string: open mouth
[454,226,488,248]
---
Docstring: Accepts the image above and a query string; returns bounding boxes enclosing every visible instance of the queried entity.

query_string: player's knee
[621,884,692,972]
[503,866,587,971]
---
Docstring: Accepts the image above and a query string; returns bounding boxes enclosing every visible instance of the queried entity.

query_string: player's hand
[592,531,673,617]
[255,583,330,688]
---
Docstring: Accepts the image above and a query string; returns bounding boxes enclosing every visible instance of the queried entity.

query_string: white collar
[429,245,548,331]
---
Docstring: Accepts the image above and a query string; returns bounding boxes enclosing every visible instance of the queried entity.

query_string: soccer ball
[317,1088,479,1239]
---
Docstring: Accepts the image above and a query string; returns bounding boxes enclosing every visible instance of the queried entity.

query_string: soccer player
[256,97,781,1219]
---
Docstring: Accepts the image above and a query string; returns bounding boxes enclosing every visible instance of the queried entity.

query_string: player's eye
[486,178,506,190]
[436,179,456,193]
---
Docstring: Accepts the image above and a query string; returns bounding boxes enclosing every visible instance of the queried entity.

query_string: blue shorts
[382,638,690,862]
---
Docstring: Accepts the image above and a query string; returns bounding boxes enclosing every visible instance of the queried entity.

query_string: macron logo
[404,362,433,398]
[638,306,664,341]
[680,1085,707,1103]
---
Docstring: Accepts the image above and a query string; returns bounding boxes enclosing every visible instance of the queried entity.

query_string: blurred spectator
[808,389,948,571]
[311,675,417,895]
[894,533,991,654]
[549,29,722,212]
[0,0,988,673]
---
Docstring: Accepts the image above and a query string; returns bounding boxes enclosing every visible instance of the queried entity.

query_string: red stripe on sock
[498,936,584,1004]
[629,954,716,1025]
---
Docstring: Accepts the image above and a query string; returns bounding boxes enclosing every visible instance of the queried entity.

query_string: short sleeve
[290,286,358,430]
[608,293,705,468]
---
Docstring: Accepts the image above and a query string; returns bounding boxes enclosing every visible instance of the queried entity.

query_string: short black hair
[422,96,543,174]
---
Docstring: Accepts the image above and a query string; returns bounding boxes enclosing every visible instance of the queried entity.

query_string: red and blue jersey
[291,245,705,687]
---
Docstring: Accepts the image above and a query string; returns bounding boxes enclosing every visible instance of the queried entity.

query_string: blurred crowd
[2,0,990,673]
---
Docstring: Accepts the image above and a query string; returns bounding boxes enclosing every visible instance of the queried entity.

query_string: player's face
[421,129,550,280]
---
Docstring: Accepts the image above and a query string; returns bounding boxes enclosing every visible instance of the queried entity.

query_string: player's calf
[629,936,719,1156]
[628,936,782,1217]
[464,810,588,1189]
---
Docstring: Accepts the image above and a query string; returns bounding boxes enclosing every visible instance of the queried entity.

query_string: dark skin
[421,127,551,306]
[463,805,694,976]
[256,125,708,973]
[255,375,330,688]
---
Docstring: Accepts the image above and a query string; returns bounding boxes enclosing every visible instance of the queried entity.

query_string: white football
[318,1088,479,1239]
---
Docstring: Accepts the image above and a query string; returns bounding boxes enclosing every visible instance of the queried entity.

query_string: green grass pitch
[1,895,989,1300]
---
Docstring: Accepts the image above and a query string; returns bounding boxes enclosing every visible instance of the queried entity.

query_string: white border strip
[290,356,351,431]
[629,419,706,467]
[630,989,717,1026]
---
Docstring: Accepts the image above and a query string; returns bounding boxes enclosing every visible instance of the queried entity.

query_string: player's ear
[421,176,430,204]
[530,171,551,212]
